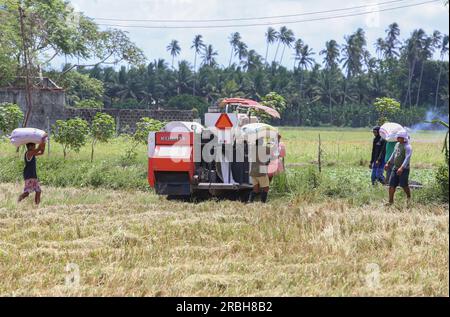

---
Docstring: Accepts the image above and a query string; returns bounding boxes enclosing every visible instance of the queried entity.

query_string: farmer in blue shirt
[384,130,412,205]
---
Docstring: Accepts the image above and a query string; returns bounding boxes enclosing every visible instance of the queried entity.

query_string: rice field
[0,127,448,296]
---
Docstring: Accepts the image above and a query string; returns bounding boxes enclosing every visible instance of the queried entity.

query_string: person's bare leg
[18,192,29,202]
[35,191,41,205]
[402,186,411,199]
[388,187,396,204]
[402,186,411,207]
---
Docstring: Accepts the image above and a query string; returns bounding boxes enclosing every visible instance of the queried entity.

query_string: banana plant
[426,119,449,164]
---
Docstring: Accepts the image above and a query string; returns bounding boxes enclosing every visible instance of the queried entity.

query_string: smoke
[409,109,449,132]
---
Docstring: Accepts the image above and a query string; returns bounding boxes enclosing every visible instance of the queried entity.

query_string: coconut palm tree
[415,31,439,106]
[384,22,401,60]
[273,26,286,64]
[435,34,449,107]
[265,27,278,64]
[403,29,425,107]
[297,45,315,71]
[243,49,263,72]
[191,34,205,95]
[191,35,205,73]
[375,38,387,60]
[341,28,367,107]
[320,40,340,70]
[296,44,315,99]
[202,44,218,67]
[236,41,248,65]
[167,40,181,69]
[320,40,341,123]
[293,39,303,69]
[278,27,295,65]
[228,32,241,67]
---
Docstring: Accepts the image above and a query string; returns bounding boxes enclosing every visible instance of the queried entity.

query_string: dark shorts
[389,168,410,188]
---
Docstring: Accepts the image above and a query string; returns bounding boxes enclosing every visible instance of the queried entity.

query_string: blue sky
[56,0,449,69]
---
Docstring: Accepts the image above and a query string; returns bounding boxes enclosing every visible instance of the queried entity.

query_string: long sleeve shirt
[371,136,386,164]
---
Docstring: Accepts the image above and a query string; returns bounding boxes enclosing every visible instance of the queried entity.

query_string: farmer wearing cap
[370,126,386,185]
[384,130,412,205]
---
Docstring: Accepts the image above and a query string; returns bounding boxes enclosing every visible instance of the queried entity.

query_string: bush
[52,118,89,159]
[75,99,103,109]
[435,164,449,202]
[90,113,115,162]
[109,99,142,109]
[168,94,209,115]
[0,103,23,135]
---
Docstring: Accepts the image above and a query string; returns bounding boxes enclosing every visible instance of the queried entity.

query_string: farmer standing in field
[248,138,271,203]
[370,126,386,185]
[18,134,47,205]
[384,130,412,206]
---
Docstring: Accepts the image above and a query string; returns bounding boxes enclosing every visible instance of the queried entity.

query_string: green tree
[202,44,218,67]
[53,117,89,159]
[90,112,115,162]
[228,32,241,67]
[265,27,278,64]
[191,34,205,96]
[435,34,449,107]
[258,92,286,123]
[320,40,341,123]
[168,94,209,115]
[278,26,295,65]
[167,40,181,69]
[133,117,165,145]
[0,0,145,76]
[0,102,23,135]
[373,97,401,125]
[58,71,105,106]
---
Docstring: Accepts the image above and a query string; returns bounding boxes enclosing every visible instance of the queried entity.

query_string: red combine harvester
[148,98,285,200]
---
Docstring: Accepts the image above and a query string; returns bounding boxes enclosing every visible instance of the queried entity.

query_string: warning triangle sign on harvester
[215,113,233,129]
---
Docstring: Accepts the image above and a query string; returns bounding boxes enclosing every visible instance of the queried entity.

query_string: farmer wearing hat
[370,126,386,185]
[384,130,412,205]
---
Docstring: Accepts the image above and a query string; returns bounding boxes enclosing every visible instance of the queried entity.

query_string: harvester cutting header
[148,98,285,200]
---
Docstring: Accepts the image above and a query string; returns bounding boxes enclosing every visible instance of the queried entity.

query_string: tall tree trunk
[273,41,281,64]
[265,42,270,64]
[193,52,197,96]
[404,59,416,108]
[434,58,443,107]
[229,47,233,67]
[328,76,333,125]
[343,76,348,107]
[415,61,425,107]
[279,45,286,65]
[91,140,95,163]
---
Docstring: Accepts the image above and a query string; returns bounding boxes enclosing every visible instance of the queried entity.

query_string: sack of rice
[9,128,48,147]
[379,122,404,142]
